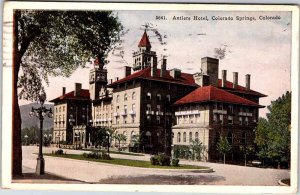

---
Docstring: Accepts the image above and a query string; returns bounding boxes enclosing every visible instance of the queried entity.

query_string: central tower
[132,30,157,71]
[89,57,108,100]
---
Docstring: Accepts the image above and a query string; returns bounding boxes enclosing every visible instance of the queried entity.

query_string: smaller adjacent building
[172,66,266,161]
[49,83,91,145]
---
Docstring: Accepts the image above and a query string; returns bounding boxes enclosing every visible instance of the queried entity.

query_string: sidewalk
[13,166,85,184]
[17,146,290,185]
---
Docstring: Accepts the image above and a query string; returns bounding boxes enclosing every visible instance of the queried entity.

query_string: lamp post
[24,134,28,146]
[106,131,110,154]
[29,93,53,175]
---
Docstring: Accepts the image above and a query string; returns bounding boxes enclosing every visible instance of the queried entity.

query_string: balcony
[108,118,112,121]
[238,112,253,117]
[129,110,136,115]
[146,110,155,115]
[121,111,127,116]
[213,109,227,114]
[156,111,163,116]
[192,110,200,114]
[113,112,119,117]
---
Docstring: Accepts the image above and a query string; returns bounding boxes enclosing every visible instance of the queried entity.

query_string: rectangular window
[147,115,151,121]
[124,105,127,114]
[220,115,223,124]
[157,105,161,112]
[245,117,249,125]
[157,116,160,124]
[239,116,243,125]
[228,105,233,114]
[147,104,151,111]
[213,114,218,123]
[228,115,233,124]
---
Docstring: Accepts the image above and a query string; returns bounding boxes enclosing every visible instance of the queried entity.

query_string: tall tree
[255,91,291,168]
[13,10,123,176]
[217,136,232,164]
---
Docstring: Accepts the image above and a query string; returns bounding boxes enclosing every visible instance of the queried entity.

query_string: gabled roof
[49,89,90,103]
[218,79,267,97]
[174,85,264,107]
[108,67,197,87]
[138,31,151,48]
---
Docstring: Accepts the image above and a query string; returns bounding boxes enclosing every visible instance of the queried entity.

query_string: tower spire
[138,30,151,49]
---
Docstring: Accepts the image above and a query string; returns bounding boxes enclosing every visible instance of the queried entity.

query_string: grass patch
[82,149,144,156]
[45,154,208,170]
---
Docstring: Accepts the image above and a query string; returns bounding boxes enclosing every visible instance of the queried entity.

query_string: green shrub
[150,156,160,165]
[83,151,111,160]
[158,154,171,166]
[101,151,111,160]
[172,158,180,167]
[82,153,88,158]
[55,149,64,155]
[173,145,190,159]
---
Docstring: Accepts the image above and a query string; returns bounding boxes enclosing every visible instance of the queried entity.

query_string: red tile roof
[174,85,263,107]
[49,89,90,102]
[138,31,151,48]
[109,67,197,87]
[218,79,266,97]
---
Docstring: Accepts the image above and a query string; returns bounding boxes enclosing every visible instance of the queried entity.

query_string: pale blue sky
[20,10,292,117]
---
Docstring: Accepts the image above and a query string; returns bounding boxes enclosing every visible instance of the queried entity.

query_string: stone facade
[50,30,266,162]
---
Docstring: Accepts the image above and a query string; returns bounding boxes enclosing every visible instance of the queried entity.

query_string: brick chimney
[170,68,181,79]
[124,66,131,77]
[233,72,238,89]
[201,57,219,87]
[160,58,167,77]
[222,70,227,88]
[245,74,251,90]
[151,57,157,77]
[74,83,82,97]
[62,87,66,96]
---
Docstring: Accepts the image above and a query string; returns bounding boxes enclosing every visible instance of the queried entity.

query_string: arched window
[147,92,151,101]
[227,132,233,144]
[195,132,199,142]
[123,131,127,144]
[177,132,181,143]
[116,95,120,103]
[124,93,128,101]
[132,92,136,100]
[183,132,186,142]
[156,94,161,101]
[189,132,192,142]
[131,131,135,140]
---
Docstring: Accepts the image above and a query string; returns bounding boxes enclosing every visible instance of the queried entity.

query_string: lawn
[82,148,144,156]
[45,154,209,170]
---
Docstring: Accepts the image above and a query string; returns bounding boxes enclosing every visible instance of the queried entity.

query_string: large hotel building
[50,31,266,161]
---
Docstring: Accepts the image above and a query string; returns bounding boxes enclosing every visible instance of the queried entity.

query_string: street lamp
[29,93,53,175]
[24,134,28,146]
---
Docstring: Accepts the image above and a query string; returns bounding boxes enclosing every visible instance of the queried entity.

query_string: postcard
[1,2,299,194]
